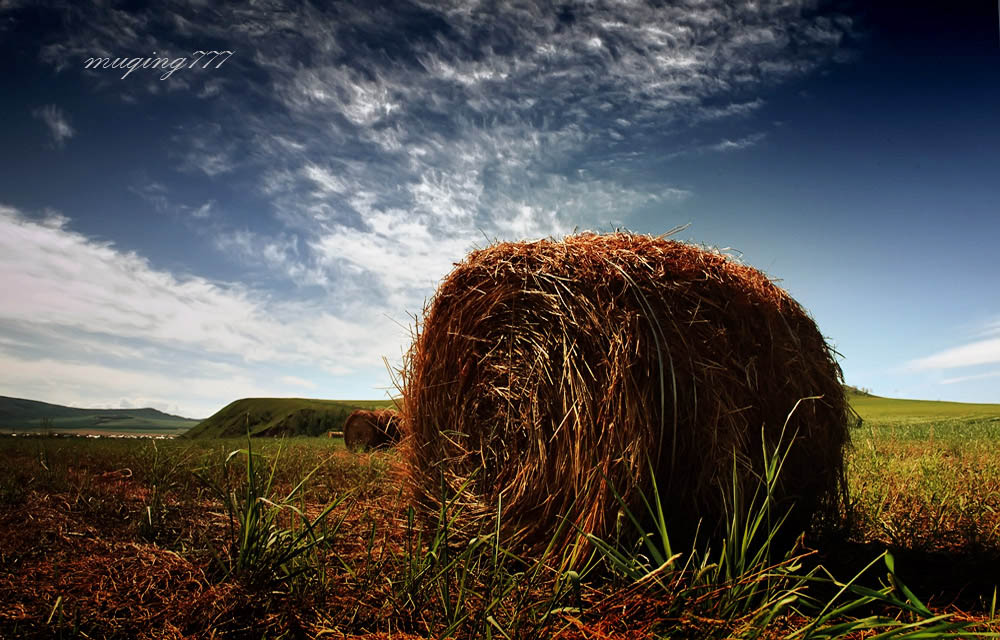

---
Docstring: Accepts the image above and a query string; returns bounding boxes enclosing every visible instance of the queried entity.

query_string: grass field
[851,393,1000,422]
[844,392,1000,611]
[1,393,999,638]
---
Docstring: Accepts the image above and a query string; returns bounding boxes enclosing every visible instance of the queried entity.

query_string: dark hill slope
[0,395,197,434]
[183,397,396,439]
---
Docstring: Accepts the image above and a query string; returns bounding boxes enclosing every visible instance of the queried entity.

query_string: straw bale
[344,409,401,451]
[402,232,849,555]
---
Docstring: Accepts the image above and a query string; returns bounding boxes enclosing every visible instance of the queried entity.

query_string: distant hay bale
[344,409,400,452]
[402,232,849,557]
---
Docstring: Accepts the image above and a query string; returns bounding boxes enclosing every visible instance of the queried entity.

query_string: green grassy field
[850,392,1000,422]
[847,392,1000,561]
[2,393,1000,638]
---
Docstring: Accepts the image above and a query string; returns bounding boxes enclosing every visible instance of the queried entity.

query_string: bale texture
[402,232,849,555]
[344,409,401,452]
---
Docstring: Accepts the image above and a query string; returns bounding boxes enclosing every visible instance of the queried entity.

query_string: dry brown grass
[402,232,850,559]
[2,435,999,638]
[0,473,246,638]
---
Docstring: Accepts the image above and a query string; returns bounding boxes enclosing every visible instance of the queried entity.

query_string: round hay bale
[402,232,849,556]
[344,409,401,452]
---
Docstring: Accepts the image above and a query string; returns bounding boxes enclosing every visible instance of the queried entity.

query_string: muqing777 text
[83,51,234,81]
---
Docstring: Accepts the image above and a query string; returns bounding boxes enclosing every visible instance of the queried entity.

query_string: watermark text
[83,51,234,80]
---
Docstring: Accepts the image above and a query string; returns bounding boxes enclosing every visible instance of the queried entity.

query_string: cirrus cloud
[2,0,858,413]
[32,104,74,146]
[908,337,1000,372]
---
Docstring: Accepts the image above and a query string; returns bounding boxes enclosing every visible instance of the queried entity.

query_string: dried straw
[402,232,849,555]
[344,409,401,452]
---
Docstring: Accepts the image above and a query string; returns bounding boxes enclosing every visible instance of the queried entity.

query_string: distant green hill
[0,395,199,435]
[183,397,396,439]
[847,391,1000,423]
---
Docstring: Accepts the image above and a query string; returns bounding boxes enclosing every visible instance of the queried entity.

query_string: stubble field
[2,393,1000,639]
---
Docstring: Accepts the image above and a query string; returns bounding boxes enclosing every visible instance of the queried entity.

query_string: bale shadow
[809,536,1000,613]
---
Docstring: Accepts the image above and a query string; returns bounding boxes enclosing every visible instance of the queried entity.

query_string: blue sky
[0,1,997,418]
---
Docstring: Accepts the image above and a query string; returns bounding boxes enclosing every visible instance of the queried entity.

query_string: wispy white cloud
[303,164,348,195]
[907,315,1000,374]
[173,123,238,176]
[10,1,856,410]
[908,338,1000,371]
[183,151,236,177]
[0,205,405,415]
[977,318,1000,338]
[310,213,472,300]
[214,228,331,287]
[31,0,850,212]
[32,104,74,146]
[279,375,317,390]
[941,370,1000,385]
[698,99,766,121]
[191,200,214,219]
[130,182,221,222]
[708,133,768,152]
[188,0,834,312]
[0,351,266,418]
[129,181,171,213]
